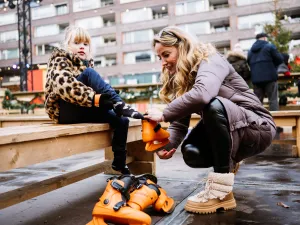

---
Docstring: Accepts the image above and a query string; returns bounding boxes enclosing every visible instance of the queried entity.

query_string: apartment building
[0,0,299,88]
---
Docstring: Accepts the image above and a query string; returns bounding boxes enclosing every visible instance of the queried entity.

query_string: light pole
[8,0,41,91]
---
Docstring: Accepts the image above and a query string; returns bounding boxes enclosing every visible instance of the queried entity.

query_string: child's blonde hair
[62,26,92,58]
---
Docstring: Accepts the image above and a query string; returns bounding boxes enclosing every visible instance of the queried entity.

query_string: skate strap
[137,179,161,196]
[154,124,161,132]
[111,180,130,201]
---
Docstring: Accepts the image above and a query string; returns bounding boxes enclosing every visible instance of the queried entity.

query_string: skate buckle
[113,201,126,211]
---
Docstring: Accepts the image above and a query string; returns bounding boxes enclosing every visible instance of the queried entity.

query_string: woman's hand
[156,148,176,159]
[144,108,164,122]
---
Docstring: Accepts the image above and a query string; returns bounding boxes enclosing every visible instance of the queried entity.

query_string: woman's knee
[181,144,210,168]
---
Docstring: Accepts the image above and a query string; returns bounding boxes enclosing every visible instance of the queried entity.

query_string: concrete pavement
[0,152,300,225]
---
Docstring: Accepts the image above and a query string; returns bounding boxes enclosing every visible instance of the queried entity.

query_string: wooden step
[0,149,134,209]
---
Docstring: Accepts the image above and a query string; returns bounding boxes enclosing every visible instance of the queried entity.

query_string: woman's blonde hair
[152,26,216,103]
[62,26,92,58]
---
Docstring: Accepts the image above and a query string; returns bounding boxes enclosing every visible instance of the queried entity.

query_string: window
[178,21,211,36]
[32,4,68,20]
[75,17,104,29]
[175,0,209,15]
[56,4,68,15]
[238,13,274,30]
[92,35,116,51]
[0,13,17,26]
[73,0,100,12]
[124,51,155,64]
[94,54,117,67]
[120,0,141,3]
[32,5,56,20]
[36,43,60,56]
[236,0,271,6]
[0,30,18,43]
[239,39,256,51]
[121,8,153,24]
[35,24,68,37]
[123,29,154,44]
[0,49,19,60]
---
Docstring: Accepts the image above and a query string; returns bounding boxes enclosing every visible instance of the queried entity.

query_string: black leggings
[181,98,231,173]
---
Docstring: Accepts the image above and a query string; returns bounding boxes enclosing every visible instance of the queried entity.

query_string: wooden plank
[271,110,300,117]
[296,117,300,157]
[273,117,297,127]
[0,122,143,171]
[0,132,110,172]
[0,150,134,209]
[272,139,296,145]
[0,120,141,145]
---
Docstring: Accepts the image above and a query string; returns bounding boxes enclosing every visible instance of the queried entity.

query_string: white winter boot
[185,172,236,214]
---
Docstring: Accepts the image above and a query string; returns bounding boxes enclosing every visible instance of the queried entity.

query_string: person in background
[247,33,283,111]
[145,26,276,215]
[277,53,291,76]
[45,26,144,175]
[226,43,251,83]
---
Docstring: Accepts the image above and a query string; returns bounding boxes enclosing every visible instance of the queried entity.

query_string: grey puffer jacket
[162,53,276,162]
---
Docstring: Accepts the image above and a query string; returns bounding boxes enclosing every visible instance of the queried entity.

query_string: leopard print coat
[45,48,95,123]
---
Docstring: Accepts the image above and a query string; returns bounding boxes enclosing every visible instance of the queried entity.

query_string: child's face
[68,36,90,60]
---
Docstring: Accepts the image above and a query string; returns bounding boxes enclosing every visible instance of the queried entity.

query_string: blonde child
[45,26,143,174]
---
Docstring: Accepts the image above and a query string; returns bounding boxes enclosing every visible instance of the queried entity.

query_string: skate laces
[196,178,213,201]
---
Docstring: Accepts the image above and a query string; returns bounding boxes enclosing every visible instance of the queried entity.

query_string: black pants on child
[181,98,231,173]
[58,68,129,170]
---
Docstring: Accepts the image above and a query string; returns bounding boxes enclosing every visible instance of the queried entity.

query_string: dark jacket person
[247,33,283,111]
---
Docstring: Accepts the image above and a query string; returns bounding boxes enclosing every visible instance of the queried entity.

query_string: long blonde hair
[152,26,216,103]
[62,26,92,59]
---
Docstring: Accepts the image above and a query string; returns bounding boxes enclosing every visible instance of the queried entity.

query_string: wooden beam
[273,117,297,127]
[0,152,134,209]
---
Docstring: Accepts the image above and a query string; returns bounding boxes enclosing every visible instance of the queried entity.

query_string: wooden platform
[0,120,154,209]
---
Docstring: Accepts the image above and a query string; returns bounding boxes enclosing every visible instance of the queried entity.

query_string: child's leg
[76,68,122,102]
[92,109,130,174]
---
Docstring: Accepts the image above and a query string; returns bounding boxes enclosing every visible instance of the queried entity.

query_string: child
[45,26,144,175]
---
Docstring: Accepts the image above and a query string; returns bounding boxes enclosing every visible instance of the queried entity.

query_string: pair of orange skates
[86,174,175,225]
[87,120,172,224]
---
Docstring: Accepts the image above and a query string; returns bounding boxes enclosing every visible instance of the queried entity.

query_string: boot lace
[196,178,213,202]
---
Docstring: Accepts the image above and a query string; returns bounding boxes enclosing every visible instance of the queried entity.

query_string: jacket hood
[250,40,268,52]
[226,51,246,60]
[49,48,94,68]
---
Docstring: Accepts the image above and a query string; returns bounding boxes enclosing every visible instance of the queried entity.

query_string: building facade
[0,0,299,88]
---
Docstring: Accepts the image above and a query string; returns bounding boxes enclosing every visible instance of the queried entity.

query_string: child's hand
[156,149,176,160]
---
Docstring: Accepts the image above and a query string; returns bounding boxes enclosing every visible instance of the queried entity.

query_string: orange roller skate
[128,174,176,214]
[86,175,151,225]
[142,119,170,151]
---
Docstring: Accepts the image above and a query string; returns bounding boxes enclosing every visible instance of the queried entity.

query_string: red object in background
[27,69,43,91]
[295,56,300,66]
[284,64,292,76]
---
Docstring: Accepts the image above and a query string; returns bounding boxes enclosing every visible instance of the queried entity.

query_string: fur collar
[49,47,94,68]
[226,51,246,60]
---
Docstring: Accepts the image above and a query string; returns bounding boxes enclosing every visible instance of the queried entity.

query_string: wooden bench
[270,110,300,157]
[0,120,154,209]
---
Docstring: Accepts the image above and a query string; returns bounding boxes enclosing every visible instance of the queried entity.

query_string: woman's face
[68,36,90,60]
[154,43,178,75]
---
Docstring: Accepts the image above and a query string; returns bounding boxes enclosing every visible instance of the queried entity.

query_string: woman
[145,26,276,214]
